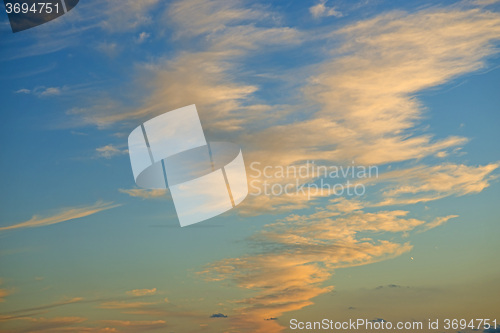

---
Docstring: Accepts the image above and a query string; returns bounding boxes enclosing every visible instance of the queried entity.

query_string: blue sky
[1,0,499,332]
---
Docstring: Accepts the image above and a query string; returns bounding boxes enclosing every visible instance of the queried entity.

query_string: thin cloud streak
[0,201,120,231]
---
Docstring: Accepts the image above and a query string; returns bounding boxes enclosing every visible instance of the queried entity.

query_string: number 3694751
[5,2,60,14]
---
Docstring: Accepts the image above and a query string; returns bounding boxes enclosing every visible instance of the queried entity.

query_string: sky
[0,0,499,332]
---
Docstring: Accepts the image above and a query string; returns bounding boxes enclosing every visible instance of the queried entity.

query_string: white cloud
[167,0,265,38]
[15,88,30,94]
[309,0,343,19]
[95,144,128,159]
[136,32,150,43]
[39,87,61,96]
[14,87,64,97]
[100,0,160,32]
[96,42,119,57]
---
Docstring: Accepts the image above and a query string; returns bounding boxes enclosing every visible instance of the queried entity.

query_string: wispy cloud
[15,86,64,97]
[0,202,120,232]
[167,0,266,38]
[0,280,13,303]
[99,0,160,32]
[95,144,128,159]
[69,0,301,130]
[126,288,157,297]
[16,317,87,333]
[96,42,120,58]
[99,301,160,309]
[136,31,150,43]
[420,215,459,232]
[14,88,31,94]
[100,319,167,330]
[191,4,500,332]
[0,289,11,303]
[309,0,343,19]
[373,163,499,206]
[119,188,168,199]
[2,297,84,316]
[201,209,415,332]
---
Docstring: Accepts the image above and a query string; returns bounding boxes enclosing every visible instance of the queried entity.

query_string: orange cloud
[125,288,157,297]
[201,207,419,332]
[0,201,120,231]
[118,188,168,199]
[99,301,160,309]
[0,288,12,303]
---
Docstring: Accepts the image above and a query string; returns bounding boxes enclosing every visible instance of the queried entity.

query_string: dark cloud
[375,284,411,290]
[372,318,386,323]
[484,326,500,333]
[210,313,228,318]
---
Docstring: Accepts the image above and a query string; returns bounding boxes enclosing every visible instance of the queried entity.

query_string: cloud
[70,0,301,130]
[126,288,157,297]
[4,2,500,333]
[119,188,168,199]
[309,0,343,19]
[67,5,500,332]
[14,87,64,97]
[99,0,160,32]
[224,4,500,219]
[200,206,422,332]
[39,87,62,96]
[1,293,167,319]
[1,297,84,316]
[0,288,12,303]
[237,188,331,216]
[167,0,266,38]
[136,32,150,43]
[99,301,159,309]
[419,215,459,232]
[237,5,500,170]
[373,163,499,206]
[95,144,128,159]
[96,42,120,58]
[15,317,87,333]
[0,201,120,232]
[375,284,406,289]
[100,320,167,330]
[15,88,31,94]
[203,239,411,332]
[210,313,228,318]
